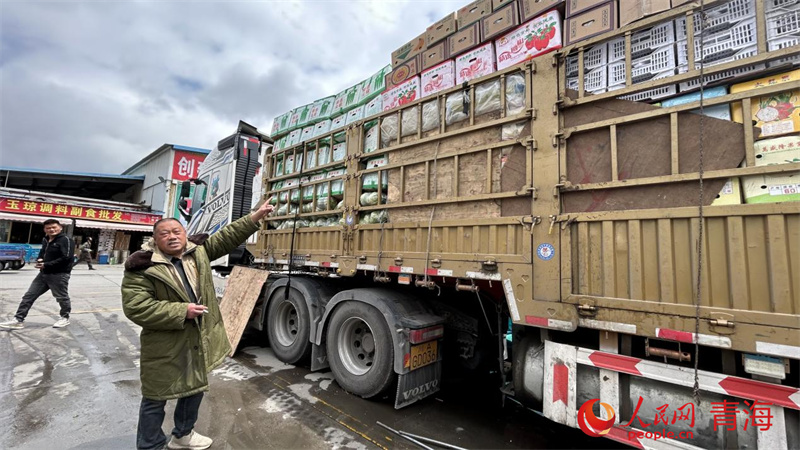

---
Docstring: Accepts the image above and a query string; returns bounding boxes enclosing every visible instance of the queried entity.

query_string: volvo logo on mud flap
[394,360,442,409]
[402,380,439,400]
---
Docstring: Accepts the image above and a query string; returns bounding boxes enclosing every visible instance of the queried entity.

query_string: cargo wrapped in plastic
[445,91,469,125]
[506,72,525,115]
[359,210,388,224]
[364,121,379,153]
[422,100,440,132]
[475,79,501,116]
[360,192,387,206]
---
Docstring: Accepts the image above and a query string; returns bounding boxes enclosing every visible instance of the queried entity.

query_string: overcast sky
[0,1,460,173]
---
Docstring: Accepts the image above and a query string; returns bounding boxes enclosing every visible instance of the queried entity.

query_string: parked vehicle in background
[0,244,27,271]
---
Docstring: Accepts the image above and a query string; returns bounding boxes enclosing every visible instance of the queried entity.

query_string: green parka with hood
[121,215,259,400]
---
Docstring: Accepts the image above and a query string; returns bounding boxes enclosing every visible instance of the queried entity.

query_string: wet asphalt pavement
[0,265,616,449]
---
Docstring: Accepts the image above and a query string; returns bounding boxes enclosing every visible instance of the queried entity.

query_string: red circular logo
[578,399,616,437]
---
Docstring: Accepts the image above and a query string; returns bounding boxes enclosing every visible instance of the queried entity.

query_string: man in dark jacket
[121,202,272,450]
[0,219,74,330]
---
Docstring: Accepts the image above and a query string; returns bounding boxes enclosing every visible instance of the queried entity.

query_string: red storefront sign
[171,150,205,181]
[0,197,161,225]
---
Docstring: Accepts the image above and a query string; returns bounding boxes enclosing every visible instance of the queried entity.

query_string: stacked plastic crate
[565,43,608,95]
[766,0,800,68]
[675,0,762,92]
[606,20,678,101]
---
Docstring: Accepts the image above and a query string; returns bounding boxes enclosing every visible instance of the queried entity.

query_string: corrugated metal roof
[0,166,144,180]
[172,144,210,154]
[123,143,210,175]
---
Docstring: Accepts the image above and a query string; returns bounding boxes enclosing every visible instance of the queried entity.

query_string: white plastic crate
[766,4,800,41]
[567,68,608,94]
[609,21,676,63]
[676,0,755,41]
[677,19,757,66]
[566,43,608,78]
[608,46,677,86]
[768,36,800,67]
[677,61,766,91]
[766,0,800,13]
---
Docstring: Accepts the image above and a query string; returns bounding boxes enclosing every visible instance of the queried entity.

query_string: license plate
[410,341,438,371]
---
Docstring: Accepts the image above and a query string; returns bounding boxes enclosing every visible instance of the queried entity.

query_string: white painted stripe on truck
[502,279,520,322]
[756,342,800,360]
[304,261,320,267]
[579,318,636,334]
[758,404,788,450]
[356,264,377,271]
[466,271,502,281]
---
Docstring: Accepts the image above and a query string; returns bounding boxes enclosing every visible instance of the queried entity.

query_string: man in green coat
[122,202,272,450]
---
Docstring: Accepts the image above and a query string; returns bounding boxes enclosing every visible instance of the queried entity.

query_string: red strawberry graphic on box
[525,34,535,50]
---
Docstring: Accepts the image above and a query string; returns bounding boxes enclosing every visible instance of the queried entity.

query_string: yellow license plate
[409,341,438,371]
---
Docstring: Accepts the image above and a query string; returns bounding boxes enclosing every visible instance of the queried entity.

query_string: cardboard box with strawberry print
[455,43,496,85]
[495,10,562,71]
[421,60,455,99]
[381,76,420,111]
[732,70,800,139]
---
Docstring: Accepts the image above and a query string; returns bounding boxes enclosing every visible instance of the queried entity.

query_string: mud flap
[310,343,329,371]
[394,361,442,409]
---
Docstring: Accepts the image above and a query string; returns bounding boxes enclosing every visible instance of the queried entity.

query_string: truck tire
[0,262,5,272]
[11,261,24,270]
[326,302,395,399]
[266,287,312,364]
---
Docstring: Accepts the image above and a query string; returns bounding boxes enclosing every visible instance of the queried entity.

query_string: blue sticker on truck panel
[537,243,555,261]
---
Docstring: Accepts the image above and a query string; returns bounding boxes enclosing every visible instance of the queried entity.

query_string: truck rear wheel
[0,262,5,272]
[326,302,395,398]
[266,287,311,364]
[11,261,24,270]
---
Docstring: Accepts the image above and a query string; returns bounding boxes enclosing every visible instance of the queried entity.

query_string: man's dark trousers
[14,273,71,322]
[137,393,203,450]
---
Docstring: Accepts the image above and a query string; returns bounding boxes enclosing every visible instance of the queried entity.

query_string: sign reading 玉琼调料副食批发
[0,197,161,225]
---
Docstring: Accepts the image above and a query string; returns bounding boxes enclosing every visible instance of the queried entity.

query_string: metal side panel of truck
[245,2,800,448]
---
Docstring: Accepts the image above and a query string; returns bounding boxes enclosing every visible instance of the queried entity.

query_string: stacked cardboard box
[675,0,763,92]
[496,9,563,70]
[731,70,800,204]
[564,0,617,46]
[271,0,572,143]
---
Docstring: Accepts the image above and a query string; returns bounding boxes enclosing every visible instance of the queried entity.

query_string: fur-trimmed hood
[124,234,209,271]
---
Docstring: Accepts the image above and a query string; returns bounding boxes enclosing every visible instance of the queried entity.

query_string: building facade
[122,143,209,224]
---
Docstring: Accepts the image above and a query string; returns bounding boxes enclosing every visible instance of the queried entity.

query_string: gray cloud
[0,1,463,173]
